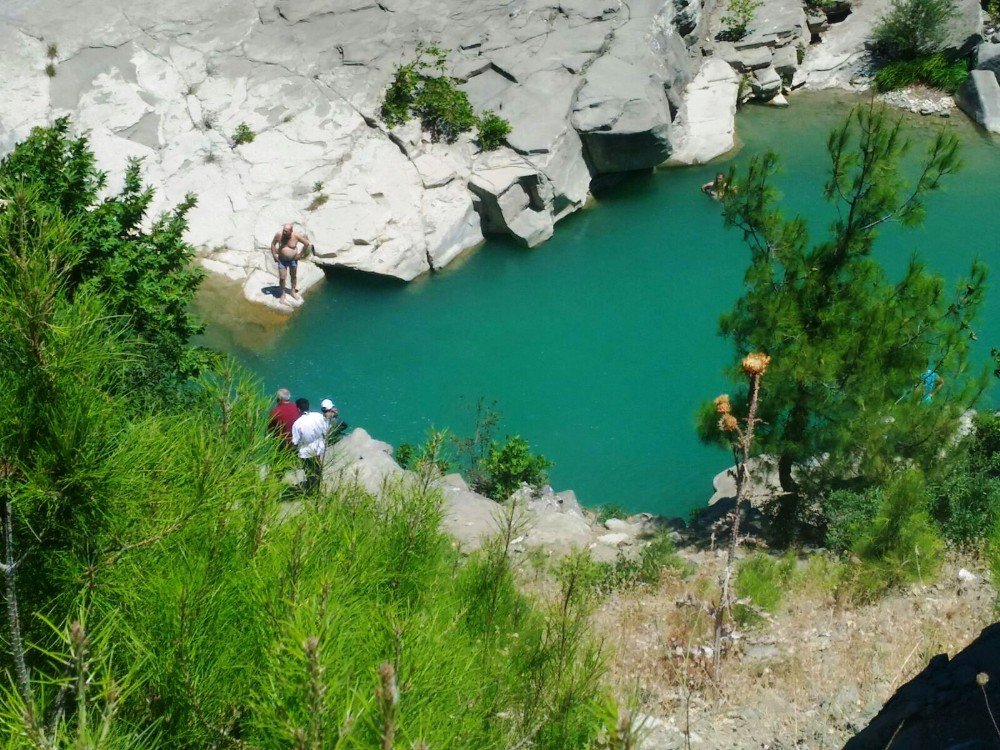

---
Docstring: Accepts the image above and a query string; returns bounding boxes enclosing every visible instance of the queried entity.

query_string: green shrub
[929,412,1000,544]
[413,74,477,142]
[395,441,416,468]
[380,44,511,145]
[873,53,970,92]
[847,469,944,600]
[871,0,957,61]
[823,485,883,553]
[734,552,797,626]
[232,121,255,145]
[477,435,553,500]
[477,110,511,151]
[44,61,56,77]
[718,0,764,40]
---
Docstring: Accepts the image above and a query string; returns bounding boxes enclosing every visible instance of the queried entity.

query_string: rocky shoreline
[2,0,994,316]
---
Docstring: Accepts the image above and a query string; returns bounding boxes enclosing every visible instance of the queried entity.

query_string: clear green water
[201,92,1000,516]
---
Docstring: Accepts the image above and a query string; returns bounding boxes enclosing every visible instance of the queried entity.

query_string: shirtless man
[270,223,311,303]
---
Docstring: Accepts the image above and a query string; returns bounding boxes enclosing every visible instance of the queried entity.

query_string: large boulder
[469,159,555,247]
[942,0,984,58]
[956,69,1000,134]
[571,55,674,174]
[669,58,741,164]
[325,428,404,496]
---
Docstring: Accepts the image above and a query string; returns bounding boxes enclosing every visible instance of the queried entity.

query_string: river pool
[200,92,1000,517]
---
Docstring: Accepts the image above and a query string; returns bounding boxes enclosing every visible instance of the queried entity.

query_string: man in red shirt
[268,388,301,445]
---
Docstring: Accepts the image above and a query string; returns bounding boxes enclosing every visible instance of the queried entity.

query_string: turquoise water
[202,93,1000,516]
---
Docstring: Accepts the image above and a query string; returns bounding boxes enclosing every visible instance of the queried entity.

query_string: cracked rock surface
[0,0,719,309]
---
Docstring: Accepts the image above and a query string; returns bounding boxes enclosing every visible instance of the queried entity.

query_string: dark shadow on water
[323,264,410,290]
[590,168,656,199]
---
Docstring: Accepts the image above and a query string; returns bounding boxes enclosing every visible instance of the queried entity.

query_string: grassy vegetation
[873,53,970,92]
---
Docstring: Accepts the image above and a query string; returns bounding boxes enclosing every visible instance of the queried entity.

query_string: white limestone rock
[326,428,404,496]
[242,261,325,314]
[957,69,1000,134]
[669,59,740,165]
[0,0,706,310]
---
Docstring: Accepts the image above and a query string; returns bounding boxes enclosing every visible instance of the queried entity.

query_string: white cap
[320,399,335,411]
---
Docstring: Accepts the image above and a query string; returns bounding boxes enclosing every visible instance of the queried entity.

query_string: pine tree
[704,103,987,524]
[0,117,209,388]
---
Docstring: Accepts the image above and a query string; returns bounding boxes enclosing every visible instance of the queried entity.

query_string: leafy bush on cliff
[381,44,511,149]
[718,0,764,40]
[871,0,958,61]
[477,110,512,150]
[477,435,554,500]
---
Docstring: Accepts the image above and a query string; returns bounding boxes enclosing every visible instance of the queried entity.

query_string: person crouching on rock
[291,398,329,494]
[270,223,312,304]
[320,398,348,442]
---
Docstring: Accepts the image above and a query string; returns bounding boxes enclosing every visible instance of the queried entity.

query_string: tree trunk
[1,493,31,707]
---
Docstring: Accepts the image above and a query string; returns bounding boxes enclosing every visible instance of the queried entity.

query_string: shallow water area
[200,91,1000,517]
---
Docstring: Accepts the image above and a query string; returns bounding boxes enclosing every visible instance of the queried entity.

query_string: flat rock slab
[241,261,325,314]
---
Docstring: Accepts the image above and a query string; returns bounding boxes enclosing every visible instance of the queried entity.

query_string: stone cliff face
[0,0,717,310]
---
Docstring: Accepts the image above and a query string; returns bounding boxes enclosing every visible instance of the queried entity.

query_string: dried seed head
[741,352,771,377]
[377,662,399,706]
[714,394,732,414]
[718,414,739,433]
[978,672,990,686]
[304,636,320,657]
[69,620,87,648]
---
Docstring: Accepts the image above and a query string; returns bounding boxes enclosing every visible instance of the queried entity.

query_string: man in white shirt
[291,398,329,493]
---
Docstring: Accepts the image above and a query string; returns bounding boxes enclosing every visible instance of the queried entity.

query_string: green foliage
[0,118,208,388]
[44,61,56,77]
[380,44,510,146]
[710,103,986,528]
[734,552,797,626]
[988,0,1000,26]
[477,110,512,151]
[232,121,255,145]
[872,0,957,60]
[823,485,884,553]
[718,0,764,40]
[597,503,629,523]
[873,53,970,92]
[0,121,607,747]
[928,412,1000,544]
[477,435,553,501]
[846,469,944,600]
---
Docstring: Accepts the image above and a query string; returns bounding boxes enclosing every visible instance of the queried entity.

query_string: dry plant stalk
[711,352,770,680]
[376,661,399,750]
